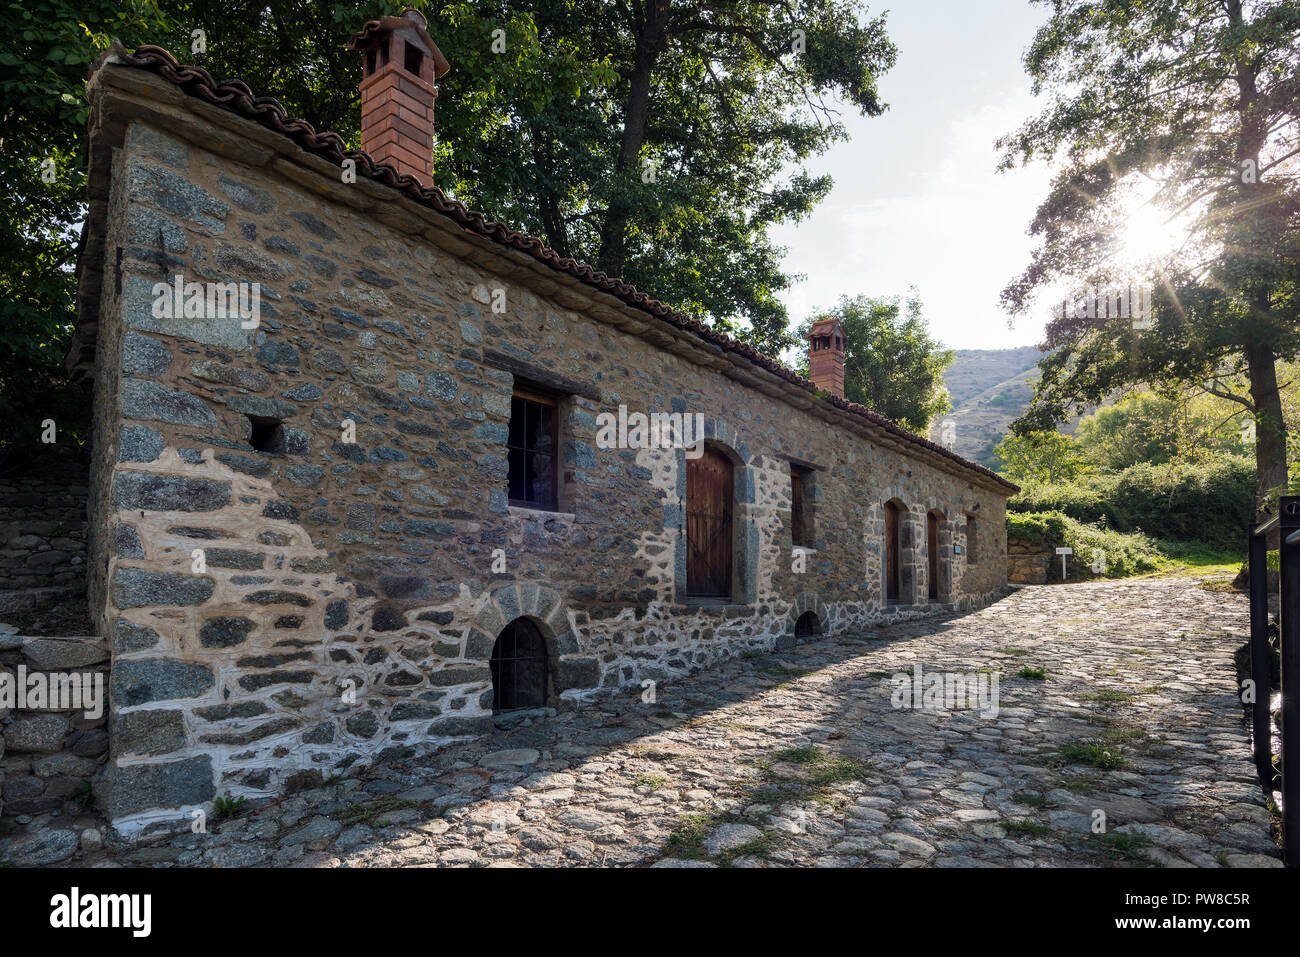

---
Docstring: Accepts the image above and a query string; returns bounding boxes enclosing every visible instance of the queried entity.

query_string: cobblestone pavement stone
[1,575,1283,868]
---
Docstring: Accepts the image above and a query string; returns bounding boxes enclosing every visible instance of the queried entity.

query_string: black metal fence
[1248,499,1300,866]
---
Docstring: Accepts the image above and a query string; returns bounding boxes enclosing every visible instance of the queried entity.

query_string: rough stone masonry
[66,16,1016,834]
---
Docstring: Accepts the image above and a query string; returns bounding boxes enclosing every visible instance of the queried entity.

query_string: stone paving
[1,575,1284,867]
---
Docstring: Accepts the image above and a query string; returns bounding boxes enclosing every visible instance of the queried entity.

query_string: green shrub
[1006,511,1068,546]
[1008,455,1253,549]
[1060,516,1164,578]
[1007,509,1164,578]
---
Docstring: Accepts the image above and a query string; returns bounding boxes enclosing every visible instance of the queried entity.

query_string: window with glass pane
[507,391,558,510]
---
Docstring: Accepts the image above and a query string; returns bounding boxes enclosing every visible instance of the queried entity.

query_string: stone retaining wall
[0,634,109,818]
[1008,539,1053,585]
[0,447,89,592]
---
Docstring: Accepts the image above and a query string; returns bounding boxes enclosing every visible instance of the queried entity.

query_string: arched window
[794,610,822,639]
[489,618,550,711]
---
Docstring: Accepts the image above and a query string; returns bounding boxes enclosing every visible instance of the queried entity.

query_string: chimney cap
[805,317,844,339]
[348,7,450,78]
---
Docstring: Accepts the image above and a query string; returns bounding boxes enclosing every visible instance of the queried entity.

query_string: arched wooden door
[687,447,734,598]
[884,501,902,602]
[927,512,940,600]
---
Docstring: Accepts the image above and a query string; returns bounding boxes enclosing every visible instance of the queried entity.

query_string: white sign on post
[1055,546,1072,580]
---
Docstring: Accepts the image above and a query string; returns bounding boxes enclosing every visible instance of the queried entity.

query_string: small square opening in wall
[403,43,424,78]
[247,416,284,453]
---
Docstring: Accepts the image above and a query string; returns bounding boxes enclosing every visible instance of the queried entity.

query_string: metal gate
[1248,499,1299,865]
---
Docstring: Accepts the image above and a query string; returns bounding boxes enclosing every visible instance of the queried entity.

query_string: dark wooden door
[884,502,901,602]
[927,513,939,600]
[687,449,733,598]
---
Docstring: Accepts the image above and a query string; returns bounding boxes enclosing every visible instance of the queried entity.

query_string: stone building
[66,12,1017,832]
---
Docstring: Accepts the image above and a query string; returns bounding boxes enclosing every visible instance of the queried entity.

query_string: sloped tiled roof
[85,43,1018,494]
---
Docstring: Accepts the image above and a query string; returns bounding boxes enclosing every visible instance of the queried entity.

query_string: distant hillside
[932,347,1044,467]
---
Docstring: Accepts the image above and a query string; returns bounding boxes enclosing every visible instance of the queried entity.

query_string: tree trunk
[1228,0,1285,522]
[1247,341,1287,522]
[597,6,668,276]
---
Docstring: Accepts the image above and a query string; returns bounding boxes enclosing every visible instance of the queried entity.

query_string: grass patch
[997,647,1031,656]
[665,813,719,860]
[331,797,419,827]
[1055,772,1104,793]
[750,786,789,806]
[1054,740,1127,770]
[715,721,762,732]
[723,834,778,863]
[1002,817,1052,837]
[1091,832,1153,863]
[805,756,872,788]
[635,774,668,791]
[773,747,823,765]
[759,746,873,803]
[1013,791,1055,809]
[1099,724,1147,746]
[1079,689,1133,703]
[1198,578,1238,592]
[635,749,678,762]
[1015,666,1050,681]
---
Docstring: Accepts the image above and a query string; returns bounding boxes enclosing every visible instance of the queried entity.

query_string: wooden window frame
[507,387,560,512]
[791,465,813,548]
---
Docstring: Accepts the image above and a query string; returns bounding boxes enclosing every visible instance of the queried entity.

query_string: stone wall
[0,447,89,593]
[1008,539,1053,585]
[0,634,109,818]
[80,64,1014,832]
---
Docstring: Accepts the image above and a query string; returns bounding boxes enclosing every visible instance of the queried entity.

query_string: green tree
[994,430,1090,486]
[1075,390,1250,472]
[3,0,898,402]
[795,291,954,435]
[998,0,1300,519]
[0,0,175,459]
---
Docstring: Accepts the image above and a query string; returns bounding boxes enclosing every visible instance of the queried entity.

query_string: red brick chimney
[806,317,846,399]
[348,9,450,188]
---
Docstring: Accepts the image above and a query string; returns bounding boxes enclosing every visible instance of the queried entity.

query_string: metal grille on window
[507,392,557,510]
[490,619,549,711]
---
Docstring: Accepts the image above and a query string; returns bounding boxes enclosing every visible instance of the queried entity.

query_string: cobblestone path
[3,575,1283,867]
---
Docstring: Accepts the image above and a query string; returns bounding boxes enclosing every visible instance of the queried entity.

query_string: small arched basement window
[794,610,822,639]
[490,618,549,711]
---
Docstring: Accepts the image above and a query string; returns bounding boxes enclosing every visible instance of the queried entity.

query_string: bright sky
[772,0,1056,351]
